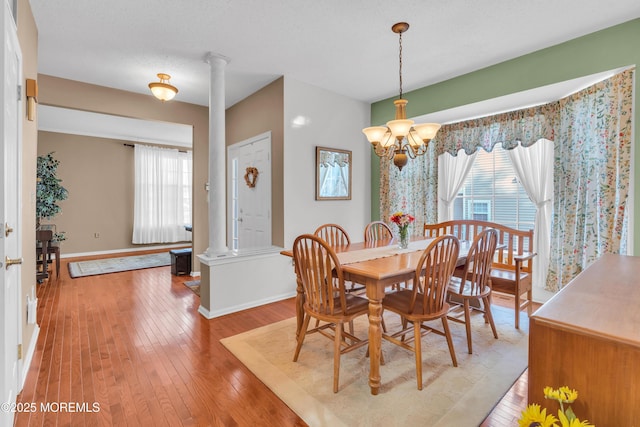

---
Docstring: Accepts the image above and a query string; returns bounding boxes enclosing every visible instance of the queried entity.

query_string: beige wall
[37,75,209,270]
[39,133,139,254]
[226,77,284,246]
[17,0,39,366]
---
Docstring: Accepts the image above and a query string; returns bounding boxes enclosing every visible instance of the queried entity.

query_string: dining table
[281,236,476,395]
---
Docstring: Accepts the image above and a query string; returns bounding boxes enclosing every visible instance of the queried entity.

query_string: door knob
[5,256,23,269]
[5,223,13,237]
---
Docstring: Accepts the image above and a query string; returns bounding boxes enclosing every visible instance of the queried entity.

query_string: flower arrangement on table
[389,211,415,249]
[519,386,595,427]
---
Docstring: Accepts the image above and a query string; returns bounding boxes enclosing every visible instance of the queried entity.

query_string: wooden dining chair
[447,228,499,354]
[381,235,460,390]
[314,223,362,293]
[292,234,369,393]
[314,223,351,247]
[364,221,393,243]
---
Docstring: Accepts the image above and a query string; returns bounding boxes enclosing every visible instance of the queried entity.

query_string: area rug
[183,280,200,296]
[221,305,528,427]
[68,252,171,278]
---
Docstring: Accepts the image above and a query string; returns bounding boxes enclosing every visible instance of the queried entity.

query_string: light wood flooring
[16,252,537,426]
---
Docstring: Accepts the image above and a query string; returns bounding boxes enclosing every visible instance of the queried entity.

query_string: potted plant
[36,152,68,241]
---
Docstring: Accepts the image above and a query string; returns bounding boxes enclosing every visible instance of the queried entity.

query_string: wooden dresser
[528,254,640,425]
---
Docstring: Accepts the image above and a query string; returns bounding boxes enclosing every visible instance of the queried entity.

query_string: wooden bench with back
[424,220,536,329]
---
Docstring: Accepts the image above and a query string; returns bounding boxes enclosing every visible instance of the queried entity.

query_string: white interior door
[1,2,23,424]
[227,132,271,251]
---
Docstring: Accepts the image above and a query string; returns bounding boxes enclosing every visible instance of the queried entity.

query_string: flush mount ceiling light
[362,22,441,171]
[148,73,178,102]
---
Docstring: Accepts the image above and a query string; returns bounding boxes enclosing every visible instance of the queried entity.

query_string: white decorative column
[197,52,296,321]
[205,52,230,256]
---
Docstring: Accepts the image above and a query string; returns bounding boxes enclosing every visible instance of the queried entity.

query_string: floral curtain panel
[380,142,437,237]
[546,69,634,291]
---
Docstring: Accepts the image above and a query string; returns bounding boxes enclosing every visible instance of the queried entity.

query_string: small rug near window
[68,252,171,278]
[221,305,528,427]
[183,280,200,296]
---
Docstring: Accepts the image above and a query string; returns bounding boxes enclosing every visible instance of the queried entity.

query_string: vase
[398,226,409,249]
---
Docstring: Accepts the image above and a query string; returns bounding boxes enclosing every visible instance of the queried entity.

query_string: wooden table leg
[367,295,383,395]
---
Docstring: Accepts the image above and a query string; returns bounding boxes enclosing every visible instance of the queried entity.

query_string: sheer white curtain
[506,139,553,290]
[437,149,477,222]
[133,144,193,244]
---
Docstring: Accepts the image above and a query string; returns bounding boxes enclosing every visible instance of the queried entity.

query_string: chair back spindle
[410,235,460,316]
[364,221,393,243]
[456,228,498,296]
[314,224,351,248]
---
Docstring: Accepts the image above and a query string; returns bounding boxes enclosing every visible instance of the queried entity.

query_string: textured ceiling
[30,0,640,108]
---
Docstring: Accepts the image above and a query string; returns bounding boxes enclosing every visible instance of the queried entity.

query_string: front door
[227,132,271,251]
[1,2,23,424]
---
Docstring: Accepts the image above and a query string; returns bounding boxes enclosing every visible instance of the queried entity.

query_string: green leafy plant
[36,152,68,239]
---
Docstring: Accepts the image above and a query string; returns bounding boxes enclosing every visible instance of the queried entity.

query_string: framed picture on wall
[315,146,352,200]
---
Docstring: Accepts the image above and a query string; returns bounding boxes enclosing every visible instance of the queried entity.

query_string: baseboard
[61,243,190,259]
[199,291,296,319]
[20,324,40,390]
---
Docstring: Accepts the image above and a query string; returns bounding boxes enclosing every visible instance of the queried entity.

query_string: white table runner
[336,238,435,265]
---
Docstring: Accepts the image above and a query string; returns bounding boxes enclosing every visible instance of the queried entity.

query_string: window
[467,200,491,221]
[132,144,193,244]
[454,145,535,231]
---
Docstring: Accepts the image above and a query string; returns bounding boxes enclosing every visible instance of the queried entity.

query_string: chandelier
[148,73,178,101]
[362,22,441,170]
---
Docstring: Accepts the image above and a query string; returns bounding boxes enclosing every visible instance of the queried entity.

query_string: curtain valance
[433,102,558,157]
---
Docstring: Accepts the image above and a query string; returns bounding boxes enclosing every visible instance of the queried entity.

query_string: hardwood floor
[16,253,536,426]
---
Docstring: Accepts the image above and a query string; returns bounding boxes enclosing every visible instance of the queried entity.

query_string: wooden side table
[528,254,640,425]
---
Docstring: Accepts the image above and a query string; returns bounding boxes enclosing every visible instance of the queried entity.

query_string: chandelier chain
[398,31,403,99]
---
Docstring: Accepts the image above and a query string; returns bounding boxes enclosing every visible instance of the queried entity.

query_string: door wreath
[244,167,259,188]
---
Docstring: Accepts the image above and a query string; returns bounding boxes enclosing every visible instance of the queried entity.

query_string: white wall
[283,78,371,247]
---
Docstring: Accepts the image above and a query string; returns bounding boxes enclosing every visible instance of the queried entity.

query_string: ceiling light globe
[387,119,414,139]
[362,126,388,145]
[148,73,178,101]
[149,84,177,101]
[413,123,441,141]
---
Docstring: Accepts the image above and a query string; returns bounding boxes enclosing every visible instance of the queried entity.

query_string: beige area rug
[221,305,528,427]
[68,252,171,278]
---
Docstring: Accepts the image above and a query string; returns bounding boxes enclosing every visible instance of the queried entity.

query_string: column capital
[203,52,231,66]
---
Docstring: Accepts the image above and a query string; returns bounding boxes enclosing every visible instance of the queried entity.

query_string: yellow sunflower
[557,410,595,427]
[543,386,560,401]
[518,404,558,427]
[557,386,578,403]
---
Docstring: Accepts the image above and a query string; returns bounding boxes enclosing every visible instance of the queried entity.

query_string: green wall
[370,18,640,253]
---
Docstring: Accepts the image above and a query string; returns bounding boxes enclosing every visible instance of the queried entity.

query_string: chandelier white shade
[363,22,441,170]
[148,73,178,101]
